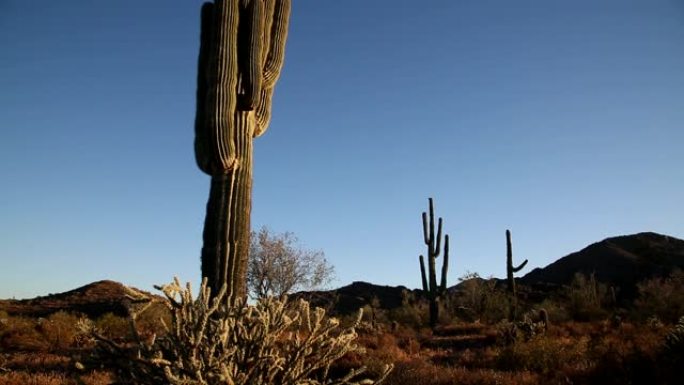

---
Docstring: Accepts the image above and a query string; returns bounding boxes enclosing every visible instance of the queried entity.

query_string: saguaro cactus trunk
[418,198,450,328]
[195,0,290,304]
[505,229,528,321]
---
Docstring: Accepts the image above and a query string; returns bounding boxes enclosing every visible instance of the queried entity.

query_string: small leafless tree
[248,227,335,299]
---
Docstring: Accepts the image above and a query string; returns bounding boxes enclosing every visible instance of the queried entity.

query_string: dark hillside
[292,281,418,316]
[0,280,156,318]
[521,232,684,297]
[3,233,682,319]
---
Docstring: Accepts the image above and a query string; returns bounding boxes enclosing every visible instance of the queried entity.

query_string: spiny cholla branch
[93,277,392,385]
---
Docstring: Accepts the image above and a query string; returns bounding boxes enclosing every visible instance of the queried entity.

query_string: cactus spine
[195,0,290,304]
[506,229,528,320]
[418,198,449,328]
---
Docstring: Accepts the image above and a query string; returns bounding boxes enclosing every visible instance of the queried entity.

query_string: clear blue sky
[1,1,683,299]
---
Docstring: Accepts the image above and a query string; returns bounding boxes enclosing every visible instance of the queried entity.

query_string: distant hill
[521,232,684,297]
[3,232,683,318]
[0,280,157,318]
[298,232,684,313]
[292,281,420,316]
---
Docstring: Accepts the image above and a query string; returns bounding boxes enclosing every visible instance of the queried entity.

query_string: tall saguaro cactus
[506,229,528,320]
[195,0,291,304]
[418,198,450,328]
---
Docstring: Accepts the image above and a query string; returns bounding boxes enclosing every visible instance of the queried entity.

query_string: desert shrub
[94,313,131,341]
[397,334,421,356]
[0,310,8,335]
[580,324,665,384]
[564,273,608,321]
[496,317,548,347]
[342,330,409,381]
[384,357,540,385]
[1,351,71,374]
[537,298,569,323]
[337,304,388,331]
[635,316,684,383]
[496,333,588,374]
[356,331,405,360]
[134,301,171,337]
[387,302,428,330]
[633,270,684,323]
[38,311,82,351]
[248,227,335,299]
[0,369,112,385]
[663,315,684,357]
[93,277,392,385]
[374,323,421,357]
[453,272,508,324]
[0,316,49,351]
[0,371,69,385]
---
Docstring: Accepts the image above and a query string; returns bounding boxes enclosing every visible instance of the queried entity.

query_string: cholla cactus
[665,316,684,353]
[94,278,392,385]
[497,317,546,346]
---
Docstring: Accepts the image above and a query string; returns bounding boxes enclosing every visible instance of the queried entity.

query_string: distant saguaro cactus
[418,198,450,328]
[506,229,528,320]
[195,0,291,304]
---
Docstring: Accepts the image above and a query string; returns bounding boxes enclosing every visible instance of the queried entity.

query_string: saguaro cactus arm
[194,1,240,175]
[241,0,265,110]
[512,260,528,272]
[262,0,290,87]
[419,255,428,292]
[254,0,290,137]
[195,0,291,174]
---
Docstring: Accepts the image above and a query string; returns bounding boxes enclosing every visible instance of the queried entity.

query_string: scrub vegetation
[3,269,684,384]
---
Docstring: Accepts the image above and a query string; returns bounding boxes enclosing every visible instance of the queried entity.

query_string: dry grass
[1,306,682,385]
[340,318,680,385]
[0,351,112,385]
[0,370,111,385]
[385,358,541,385]
[2,352,70,371]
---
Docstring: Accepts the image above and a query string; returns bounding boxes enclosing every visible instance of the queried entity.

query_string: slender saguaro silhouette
[419,198,450,328]
[506,229,528,320]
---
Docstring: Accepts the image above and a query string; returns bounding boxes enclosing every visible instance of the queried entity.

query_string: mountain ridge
[520,232,684,297]
[0,280,157,318]
[2,232,683,317]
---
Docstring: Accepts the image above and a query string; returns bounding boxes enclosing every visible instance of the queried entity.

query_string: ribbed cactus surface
[195,0,290,304]
[418,198,450,328]
[505,229,528,320]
